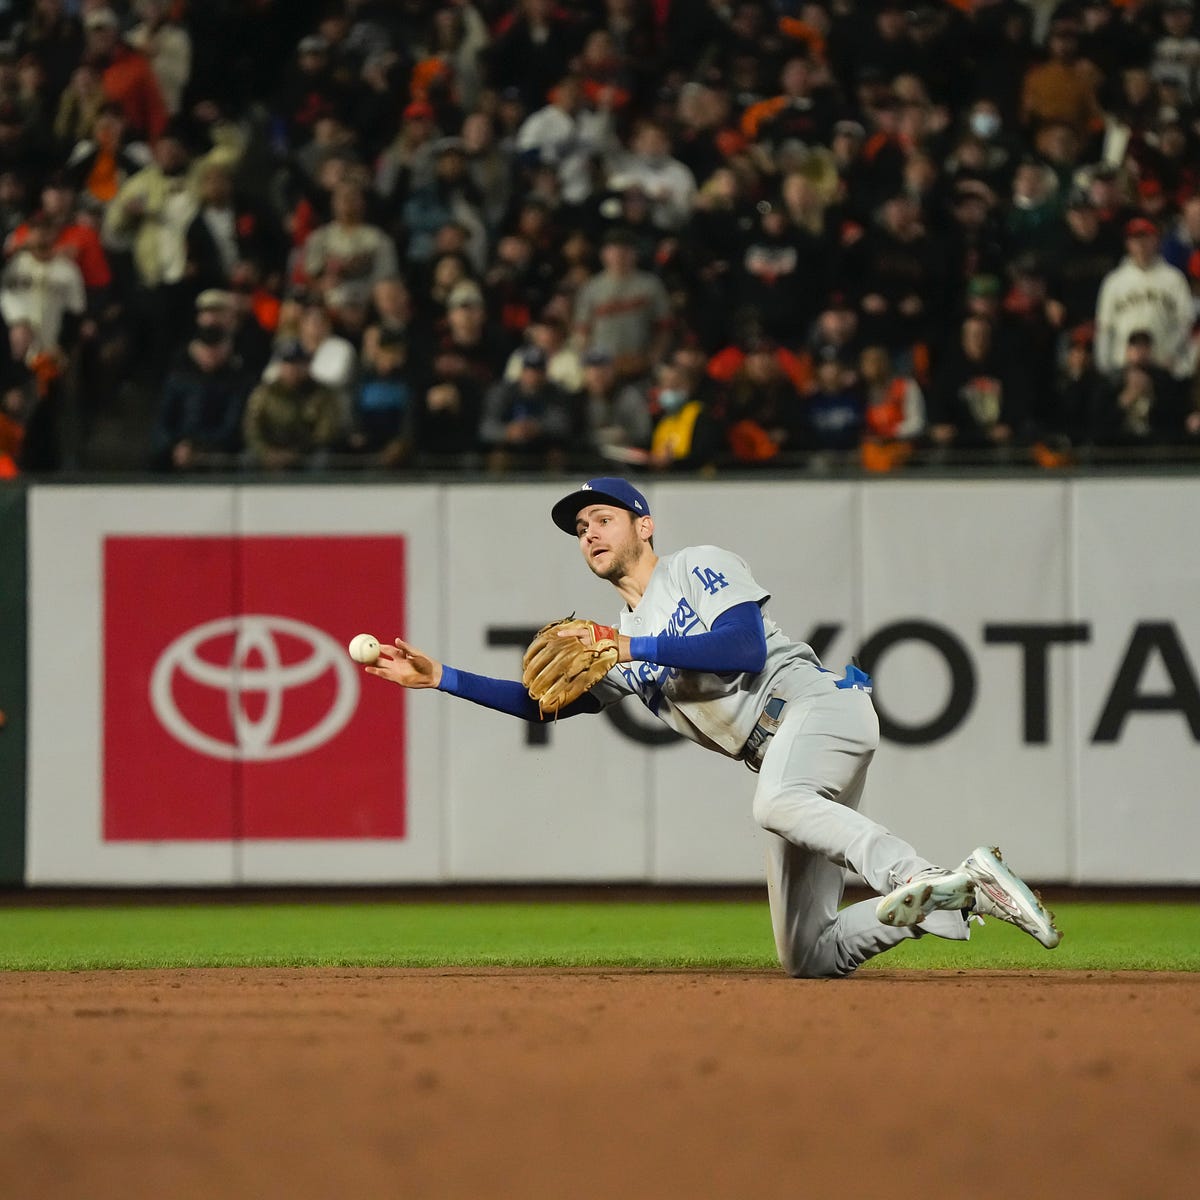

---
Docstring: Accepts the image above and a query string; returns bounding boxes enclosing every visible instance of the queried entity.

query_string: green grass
[0,901,1197,972]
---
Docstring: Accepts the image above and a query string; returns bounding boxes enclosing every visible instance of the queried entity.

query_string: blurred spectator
[102,115,244,371]
[860,343,925,450]
[502,315,582,393]
[7,171,111,300]
[929,315,1027,451]
[1048,188,1122,328]
[362,275,417,360]
[1153,1,1200,104]
[1077,0,1125,85]
[186,162,285,295]
[274,33,349,149]
[573,226,671,381]
[0,97,52,183]
[1019,15,1103,146]
[422,3,490,114]
[195,288,271,380]
[401,137,487,269]
[1006,158,1062,258]
[854,193,943,359]
[432,278,510,390]
[63,102,152,217]
[151,324,249,470]
[347,328,417,467]
[461,111,511,232]
[722,336,805,464]
[478,344,573,471]
[577,345,651,466]
[1162,194,1200,274]
[1095,218,1193,379]
[515,74,614,208]
[127,0,191,116]
[944,179,1007,288]
[17,0,84,102]
[607,120,696,232]
[1,213,85,362]
[82,6,167,144]
[487,0,579,113]
[2,316,57,472]
[953,97,1018,185]
[1142,117,1200,210]
[267,301,357,428]
[736,196,825,344]
[743,55,837,153]
[1055,324,1102,445]
[648,356,718,470]
[1089,329,1187,447]
[54,61,108,149]
[375,100,439,205]
[805,292,863,369]
[1002,252,1064,426]
[304,180,398,302]
[420,371,482,462]
[1082,163,1137,242]
[802,343,863,454]
[242,338,342,470]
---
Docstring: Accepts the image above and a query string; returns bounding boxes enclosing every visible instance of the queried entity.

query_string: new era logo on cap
[552,477,650,533]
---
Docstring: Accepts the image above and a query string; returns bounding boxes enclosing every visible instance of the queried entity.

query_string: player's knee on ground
[776,941,851,980]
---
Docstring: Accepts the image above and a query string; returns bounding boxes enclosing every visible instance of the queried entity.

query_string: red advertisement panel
[104,536,405,840]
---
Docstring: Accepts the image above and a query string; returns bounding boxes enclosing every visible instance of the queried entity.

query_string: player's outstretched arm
[364,637,601,721]
[367,640,443,689]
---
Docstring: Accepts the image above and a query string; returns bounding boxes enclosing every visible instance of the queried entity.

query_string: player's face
[575,505,646,581]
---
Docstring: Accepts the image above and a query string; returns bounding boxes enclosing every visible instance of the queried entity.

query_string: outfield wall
[14,478,1200,886]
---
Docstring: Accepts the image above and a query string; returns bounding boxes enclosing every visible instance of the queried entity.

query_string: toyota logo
[150,615,360,761]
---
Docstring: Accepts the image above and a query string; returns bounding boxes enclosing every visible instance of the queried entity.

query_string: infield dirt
[1,968,1196,1199]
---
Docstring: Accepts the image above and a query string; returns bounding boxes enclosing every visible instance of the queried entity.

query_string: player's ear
[637,515,654,544]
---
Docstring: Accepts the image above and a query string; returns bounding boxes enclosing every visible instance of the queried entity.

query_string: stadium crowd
[1,0,1199,478]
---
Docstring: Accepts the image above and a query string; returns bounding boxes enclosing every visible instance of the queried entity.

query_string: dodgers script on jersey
[590,545,824,756]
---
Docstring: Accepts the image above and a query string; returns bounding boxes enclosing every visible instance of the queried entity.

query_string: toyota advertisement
[23,480,1200,886]
[103,535,405,841]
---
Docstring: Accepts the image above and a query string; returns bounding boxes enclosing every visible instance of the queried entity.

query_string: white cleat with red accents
[876,845,1062,949]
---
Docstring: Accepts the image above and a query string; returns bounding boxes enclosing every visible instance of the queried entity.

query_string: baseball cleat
[960,845,1062,949]
[876,846,1062,949]
[876,866,974,929]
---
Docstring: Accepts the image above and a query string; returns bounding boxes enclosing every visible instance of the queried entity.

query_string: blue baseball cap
[551,477,650,534]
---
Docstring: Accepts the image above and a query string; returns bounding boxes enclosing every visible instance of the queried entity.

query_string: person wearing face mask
[647,357,719,469]
[969,105,1000,141]
[960,97,1016,179]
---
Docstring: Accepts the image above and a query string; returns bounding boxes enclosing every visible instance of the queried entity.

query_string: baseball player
[367,477,1061,977]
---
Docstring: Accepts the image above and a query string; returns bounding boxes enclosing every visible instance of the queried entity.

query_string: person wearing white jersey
[1094,217,1194,379]
[366,477,1061,977]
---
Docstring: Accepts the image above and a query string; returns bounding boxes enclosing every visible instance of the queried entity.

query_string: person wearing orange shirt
[1019,18,1104,145]
[7,173,111,294]
[82,7,168,145]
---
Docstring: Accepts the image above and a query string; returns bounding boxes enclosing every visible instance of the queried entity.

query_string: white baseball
[348,633,381,664]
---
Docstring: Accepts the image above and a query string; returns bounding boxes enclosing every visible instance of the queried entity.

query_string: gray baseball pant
[752,678,969,978]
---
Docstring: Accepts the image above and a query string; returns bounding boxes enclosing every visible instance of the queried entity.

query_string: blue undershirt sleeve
[627,600,767,673]
[437,666,602,720]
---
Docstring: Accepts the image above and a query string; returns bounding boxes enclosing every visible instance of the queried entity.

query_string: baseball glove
[522,617,620,716]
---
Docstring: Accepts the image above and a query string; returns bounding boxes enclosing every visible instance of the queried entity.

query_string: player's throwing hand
[366,639,443,689]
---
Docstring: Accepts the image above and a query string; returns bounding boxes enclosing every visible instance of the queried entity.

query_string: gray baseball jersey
[590,545,824,756]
